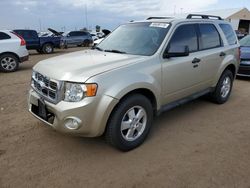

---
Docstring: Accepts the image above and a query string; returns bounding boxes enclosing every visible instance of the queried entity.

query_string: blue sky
[0,0,249,32]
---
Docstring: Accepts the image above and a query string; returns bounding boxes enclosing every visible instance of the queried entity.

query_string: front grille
[31,72,62,103]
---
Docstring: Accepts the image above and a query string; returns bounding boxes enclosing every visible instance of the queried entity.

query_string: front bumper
[28,89,118,137]
[20,55,29,63]
[237,63,250,77]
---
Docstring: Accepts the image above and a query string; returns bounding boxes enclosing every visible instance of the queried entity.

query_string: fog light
[64,117,81,130]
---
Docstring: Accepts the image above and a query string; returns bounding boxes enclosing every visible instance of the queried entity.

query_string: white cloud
[56,0,218,17]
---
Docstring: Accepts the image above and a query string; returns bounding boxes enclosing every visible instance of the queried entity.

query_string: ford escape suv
[28,14,240,151]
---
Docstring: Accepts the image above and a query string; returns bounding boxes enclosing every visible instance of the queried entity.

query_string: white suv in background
[0,30,29,72]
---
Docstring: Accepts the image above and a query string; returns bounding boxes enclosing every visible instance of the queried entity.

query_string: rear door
[196,23,224,86]
[75,31,87,45]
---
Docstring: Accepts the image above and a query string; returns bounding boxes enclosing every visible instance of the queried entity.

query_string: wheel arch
[42,42,54,48]
[224,64,236,77]
[0,52,20,62]
[116,88,158,117]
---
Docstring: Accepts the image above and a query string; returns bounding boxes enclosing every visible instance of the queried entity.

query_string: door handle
[192,58,201,64]
[220,52,226,57]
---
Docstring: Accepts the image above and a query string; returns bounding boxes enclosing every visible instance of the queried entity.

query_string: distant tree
[96,25,101,32]
[81,27,88,31]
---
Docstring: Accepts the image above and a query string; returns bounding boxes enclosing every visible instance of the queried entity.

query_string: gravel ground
[0,48,250,188]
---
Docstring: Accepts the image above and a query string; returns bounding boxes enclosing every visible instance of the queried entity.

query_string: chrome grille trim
[31,71,63,104]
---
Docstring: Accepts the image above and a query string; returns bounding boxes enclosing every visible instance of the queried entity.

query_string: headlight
[64,82,97,102]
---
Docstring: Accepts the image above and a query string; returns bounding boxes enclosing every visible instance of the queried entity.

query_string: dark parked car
[238,35,250,77]
[63,31,93,48]
[13,29,62,54]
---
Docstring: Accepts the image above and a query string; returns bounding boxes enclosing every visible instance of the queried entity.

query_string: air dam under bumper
[28,89,118,137]
[237,64,250,77]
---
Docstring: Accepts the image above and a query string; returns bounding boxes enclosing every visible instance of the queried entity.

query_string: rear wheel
[210,69,234,104]
[42,43,54,54]
[105,94,153,151]
[83,40,90,47]
[0,54,19,72]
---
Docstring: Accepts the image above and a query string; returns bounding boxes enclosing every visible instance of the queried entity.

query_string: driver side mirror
[164,45,189,58]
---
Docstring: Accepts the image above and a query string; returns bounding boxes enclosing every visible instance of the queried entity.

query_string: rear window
[0,32,11,40]
[199,24,221,50]
[219,24,237,45]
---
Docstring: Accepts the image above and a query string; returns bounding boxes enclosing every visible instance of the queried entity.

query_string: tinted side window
[219,24,237,45]
[199,24,221,50]
[169,24,198,52]
[79,32,87,36]
[68,32,76,36]
[0,32,11,40]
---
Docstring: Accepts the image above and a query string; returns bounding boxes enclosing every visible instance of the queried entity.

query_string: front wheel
[105,94,153,151]
[210,69,234,104]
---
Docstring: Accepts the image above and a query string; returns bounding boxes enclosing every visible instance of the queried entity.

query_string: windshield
[97,22,170,56]
[240,35,250,46]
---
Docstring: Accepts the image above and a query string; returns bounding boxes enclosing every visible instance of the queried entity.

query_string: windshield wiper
[91,46,104,51]
[104,49,127,54]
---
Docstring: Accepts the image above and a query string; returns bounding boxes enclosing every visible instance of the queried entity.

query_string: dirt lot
[0,48,250,188]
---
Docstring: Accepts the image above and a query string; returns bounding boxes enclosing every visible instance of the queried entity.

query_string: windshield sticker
[150,23,169,28]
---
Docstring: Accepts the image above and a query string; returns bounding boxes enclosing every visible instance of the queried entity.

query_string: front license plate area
[38,99,47,121]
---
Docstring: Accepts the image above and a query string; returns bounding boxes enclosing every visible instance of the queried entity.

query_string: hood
[33,50,146,82]
[48,28,63,36]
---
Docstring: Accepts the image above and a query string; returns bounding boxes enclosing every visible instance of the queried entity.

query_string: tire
[105,94,153,151]
[210,69,234,104]
[42,43,54,54]
[0,54,19,72]
[36,49,42,53]
[83,40,90,47]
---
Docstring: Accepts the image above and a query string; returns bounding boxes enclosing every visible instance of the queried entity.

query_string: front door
[161,24,206,104]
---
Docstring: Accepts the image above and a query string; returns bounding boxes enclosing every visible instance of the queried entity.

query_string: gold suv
[28,14,240,151]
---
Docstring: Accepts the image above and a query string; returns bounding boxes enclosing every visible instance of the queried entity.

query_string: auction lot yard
[0,48,250,188]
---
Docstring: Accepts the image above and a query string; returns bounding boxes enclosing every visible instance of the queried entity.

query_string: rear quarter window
[199,24,221,50]
[0,32,11,40]
[219,24,237,45]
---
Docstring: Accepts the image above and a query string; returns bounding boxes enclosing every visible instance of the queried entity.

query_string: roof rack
[146,17,174,20]
[186,14,223,20]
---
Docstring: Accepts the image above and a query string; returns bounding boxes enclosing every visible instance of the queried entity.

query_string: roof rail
[146,17,174,20]
[186,14,223,20]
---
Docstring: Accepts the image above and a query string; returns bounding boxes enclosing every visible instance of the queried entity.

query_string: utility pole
[85,4,88,30]
[180,8,183,14]
[39,18,42,32]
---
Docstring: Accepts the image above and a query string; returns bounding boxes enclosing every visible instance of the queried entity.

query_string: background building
[198,8,250,33]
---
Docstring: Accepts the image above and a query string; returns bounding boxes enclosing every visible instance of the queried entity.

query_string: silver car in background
[63,31,93,48]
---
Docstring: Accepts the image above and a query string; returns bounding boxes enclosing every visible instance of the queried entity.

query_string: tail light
[11,31,26,46]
